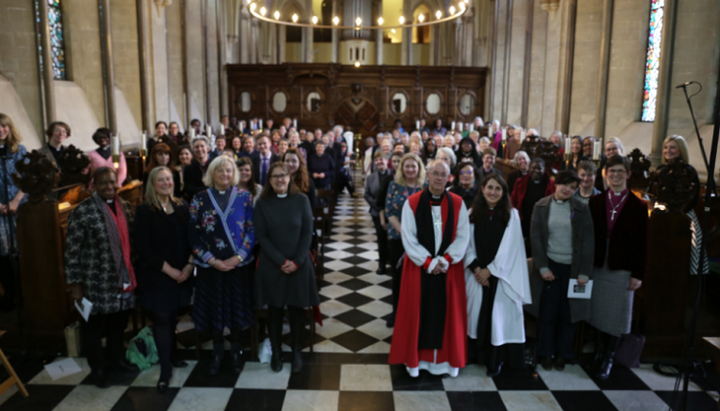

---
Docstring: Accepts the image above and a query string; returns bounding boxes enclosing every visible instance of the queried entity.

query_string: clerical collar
[552,196,569,204]
[483,168,492,173]
[218,190,226,195]
[611,188,628,196]
[277,193,288,198]
[105,199,114,204]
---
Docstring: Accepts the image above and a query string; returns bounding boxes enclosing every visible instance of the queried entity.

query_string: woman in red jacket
[511,158,555,241]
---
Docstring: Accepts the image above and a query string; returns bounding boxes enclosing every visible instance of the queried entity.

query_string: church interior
[0,0,719,410]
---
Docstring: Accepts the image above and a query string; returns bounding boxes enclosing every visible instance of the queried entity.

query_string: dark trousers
[151,311,178,379]
[387,239,405,313]
[538,259,575,359]
[372,215,389,270]
[84,309,131,373]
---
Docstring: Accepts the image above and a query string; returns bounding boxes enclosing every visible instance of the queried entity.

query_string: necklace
[432,204,443,232]
[607,191,627,221]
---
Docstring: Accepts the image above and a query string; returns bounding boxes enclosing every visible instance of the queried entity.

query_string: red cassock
[388,191,467,369]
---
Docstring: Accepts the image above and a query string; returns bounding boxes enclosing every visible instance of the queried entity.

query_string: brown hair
[470,174,511,227]
[281,148,309,193]
[260,162,299,199]
[605,154,630,172]
[45,121,71,139]
[482,147,497,157]
[147,143,175,173]
[235,156,258,197]
[577,160,598,175]
[0,113,22,153]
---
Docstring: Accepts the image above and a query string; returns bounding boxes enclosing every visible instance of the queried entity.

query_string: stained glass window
[47,0,67,80]
[641,0,664,122]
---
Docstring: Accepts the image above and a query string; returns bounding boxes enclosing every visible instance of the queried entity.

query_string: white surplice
[400,199,470,274]
[399,197,470,377]
[463,208,531,346]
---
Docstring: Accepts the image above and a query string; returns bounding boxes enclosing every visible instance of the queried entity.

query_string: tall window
[48,0,67,80]
[641,0,664,122]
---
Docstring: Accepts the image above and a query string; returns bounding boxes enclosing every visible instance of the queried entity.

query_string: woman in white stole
[464,174,531,377]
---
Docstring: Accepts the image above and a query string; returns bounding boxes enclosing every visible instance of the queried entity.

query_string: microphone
[675,81,695,89]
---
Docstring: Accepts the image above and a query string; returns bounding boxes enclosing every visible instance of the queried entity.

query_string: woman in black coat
[307,141,335,189]
[134,167,194,392]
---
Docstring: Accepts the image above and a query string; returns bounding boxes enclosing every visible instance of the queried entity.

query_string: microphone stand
[671,77,719,411]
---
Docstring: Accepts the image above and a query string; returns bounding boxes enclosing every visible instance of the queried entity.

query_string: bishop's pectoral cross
[610,209,618,221]
[434,218,443,231]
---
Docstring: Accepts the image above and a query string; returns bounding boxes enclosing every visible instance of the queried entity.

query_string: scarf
[96,146,112,160]
[93,194,137,292]
[415,189,455,258]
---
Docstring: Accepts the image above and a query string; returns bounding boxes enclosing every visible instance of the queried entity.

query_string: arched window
[641,0,665,122]
[47,0,67,80]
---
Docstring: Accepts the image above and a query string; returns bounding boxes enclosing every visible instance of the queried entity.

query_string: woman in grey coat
[254,162,318,374]
[530,170,594,372]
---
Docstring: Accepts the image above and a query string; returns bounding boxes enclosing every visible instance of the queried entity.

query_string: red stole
[388,191,468,369]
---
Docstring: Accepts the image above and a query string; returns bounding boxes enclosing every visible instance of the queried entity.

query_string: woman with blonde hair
[384,153,426,327]
[0,114,28,311]
[189,156,255,376]
[133,166,193,392]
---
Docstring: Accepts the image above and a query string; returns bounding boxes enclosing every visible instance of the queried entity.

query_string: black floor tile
[300,353,388,365]
[287,363,341,390]
[378,279,393,288]
[338,278,373,291]
[331,330,379,352]
[491,370,547,391]
[282,329,326,349]
[338,391,394,411]
[80,367,141,387]
[580,364,650,390]
[319,294,331,303]
[380,295,394,305]
[342,256,371,265]
[182,359,240,388]
[176,329,203,349]
[0,384,75,411]
[333,309,377,328]
[336,292,375,308]
[226,389,286,411]
[446,391,507,411]
[344,246,369,255]
[552,391,617,411]
[390,364,445,391]
[344,238,367,245]
[655,390,719,411]
[111,386,179,411]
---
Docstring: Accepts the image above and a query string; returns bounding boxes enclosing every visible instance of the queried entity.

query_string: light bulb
[356,17,362,26]
[418,14,425,22]
[333,16,339,25]
[274,10,280,19]
[436,10,442,19]
[260,6,266,16]
[378,17,383,25]
[459,2,466,10]
[250,3,256,11]
[399,16,405,24]
[391,28,396,33]
[449,6,455,14]
[292,13,298,22]
[354,61,361,67]
[312,15,318,24]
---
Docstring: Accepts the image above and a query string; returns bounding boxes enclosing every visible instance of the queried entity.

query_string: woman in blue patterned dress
[0,114,27,312]
[189,156,255,376]
[385,153,426,327]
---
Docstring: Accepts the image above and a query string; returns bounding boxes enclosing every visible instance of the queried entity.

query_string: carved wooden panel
[227,63,488,134]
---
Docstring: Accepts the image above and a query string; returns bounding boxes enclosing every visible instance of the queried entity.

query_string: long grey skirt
[588,259,633,337]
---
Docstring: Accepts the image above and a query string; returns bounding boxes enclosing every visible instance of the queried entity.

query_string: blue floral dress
[189,187,255,331]
[0,145,28,256]
[385,180,421,240]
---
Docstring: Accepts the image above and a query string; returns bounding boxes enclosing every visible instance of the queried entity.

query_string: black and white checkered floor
[1,182,719,411]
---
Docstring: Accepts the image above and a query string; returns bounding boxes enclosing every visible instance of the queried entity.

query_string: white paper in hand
[74,298,93,321]
[567,279,593,299]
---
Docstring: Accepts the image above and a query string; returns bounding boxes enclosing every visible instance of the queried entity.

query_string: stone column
[331,0,338,63]
[304,25,314,62]
[136,0,151,131]
[501,0,513,126]
[649,0,678,166]
[375,28,383,64]
[99,0,117,132]
[278,25,285,63]
[239,2,250,63]
[520,0,534,128]
[38,0,56,128]
[593,0,613,139]
[402,27,411,65]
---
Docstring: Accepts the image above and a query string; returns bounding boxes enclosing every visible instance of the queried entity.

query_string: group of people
[0,110,702,390]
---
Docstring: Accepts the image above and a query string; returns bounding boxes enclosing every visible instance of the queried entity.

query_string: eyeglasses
[270,174,289,180]
[460,170,473,175]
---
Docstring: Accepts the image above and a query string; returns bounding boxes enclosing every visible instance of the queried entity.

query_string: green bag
[125,326,159,371]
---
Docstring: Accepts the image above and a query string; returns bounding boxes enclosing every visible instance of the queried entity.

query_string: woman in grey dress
[588,155,648,380]
[254,162,318,374]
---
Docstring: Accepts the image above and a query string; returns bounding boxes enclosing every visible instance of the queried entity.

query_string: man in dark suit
[475,147,505,182]
[252,134,280,186]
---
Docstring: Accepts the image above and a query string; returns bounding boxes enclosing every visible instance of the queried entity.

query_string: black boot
[268,309,284,373]
[289,309,306,374]
[230,342,245,374]
[209,343,224,376]
[596,336,618,380]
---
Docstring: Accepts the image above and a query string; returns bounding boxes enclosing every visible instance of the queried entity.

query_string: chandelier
[247,0,469,30]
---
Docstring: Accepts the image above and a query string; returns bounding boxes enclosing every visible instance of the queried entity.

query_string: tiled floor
[1,176,719,411]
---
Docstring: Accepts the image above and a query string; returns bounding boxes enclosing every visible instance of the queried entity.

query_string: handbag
[614,332,645,368]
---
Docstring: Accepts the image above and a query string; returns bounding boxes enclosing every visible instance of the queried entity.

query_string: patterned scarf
[93,193,137,292]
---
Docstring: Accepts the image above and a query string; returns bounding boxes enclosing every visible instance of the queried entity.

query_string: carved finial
[652,160,698,213]
[56,145,91,188]
[12,150,60,203]
[628,148,652,192]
